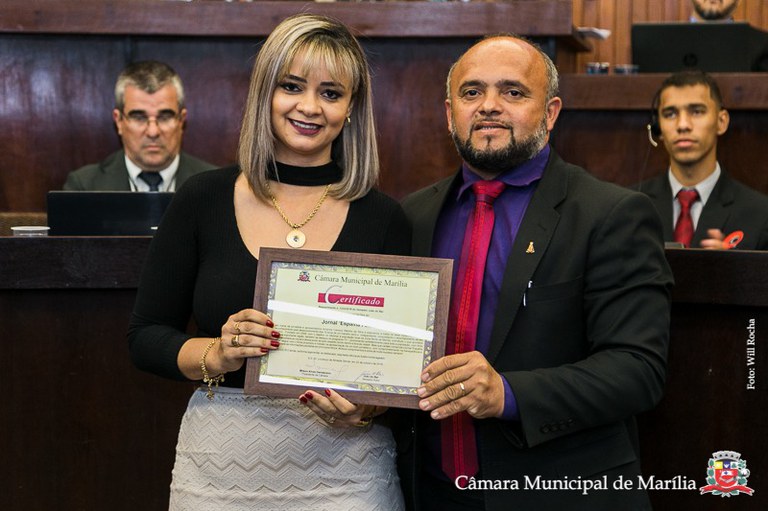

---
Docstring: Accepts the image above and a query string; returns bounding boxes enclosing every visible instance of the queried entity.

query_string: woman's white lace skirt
[169,386,404,511]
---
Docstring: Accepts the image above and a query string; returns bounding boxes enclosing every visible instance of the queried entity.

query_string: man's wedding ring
[231,335,240,348]
[459,382,466,396]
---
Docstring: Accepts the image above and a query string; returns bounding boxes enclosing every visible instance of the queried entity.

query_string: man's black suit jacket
[640,170,768,250]
[398,150,673,510]
[63,149,215,191]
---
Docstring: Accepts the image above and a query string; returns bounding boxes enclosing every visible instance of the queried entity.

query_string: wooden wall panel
[367,38,469,194]
[1,1,767,213]
[0,35,467,209]
[0,1,583,212]
[612,0,632,69]
[0,35,259,211]
[128,37,257,169]
[763,0,768,27]
[564,2,768,195]
[572,0,768,72]
[0,36,124,211]
[552,109,768,191]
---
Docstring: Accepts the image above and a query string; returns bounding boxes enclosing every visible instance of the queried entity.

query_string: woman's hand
[299,388,387,428]
[211,309,282,374]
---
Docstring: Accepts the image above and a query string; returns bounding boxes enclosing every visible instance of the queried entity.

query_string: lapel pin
[526,241,535,254]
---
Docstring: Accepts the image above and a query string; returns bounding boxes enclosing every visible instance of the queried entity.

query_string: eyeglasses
[121,110,180,130]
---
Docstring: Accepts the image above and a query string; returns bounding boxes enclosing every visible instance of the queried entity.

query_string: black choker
[268,161,343,186]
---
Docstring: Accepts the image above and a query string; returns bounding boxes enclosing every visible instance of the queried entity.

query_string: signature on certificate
[301,358,350,379]
[355,370,384,383]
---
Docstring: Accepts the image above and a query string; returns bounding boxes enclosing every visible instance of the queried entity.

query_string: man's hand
[417,351,505,420]
[699,228,725,250]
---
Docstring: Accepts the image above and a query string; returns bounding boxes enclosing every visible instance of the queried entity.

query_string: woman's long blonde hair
[238,13,378,201]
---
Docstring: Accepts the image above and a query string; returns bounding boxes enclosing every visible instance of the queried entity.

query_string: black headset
[646,89,661,146]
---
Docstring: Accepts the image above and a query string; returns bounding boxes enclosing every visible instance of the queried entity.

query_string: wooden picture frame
[245,248,452,409]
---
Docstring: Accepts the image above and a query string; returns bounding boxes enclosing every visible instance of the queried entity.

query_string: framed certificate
[244,248,452,409]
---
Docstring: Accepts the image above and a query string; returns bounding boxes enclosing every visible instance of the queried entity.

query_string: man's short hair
[114,60,185,111]
[654,70,724,111]
[445,34,560,103]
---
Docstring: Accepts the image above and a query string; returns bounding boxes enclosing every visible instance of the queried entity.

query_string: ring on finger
[234,321,241,335]
[459,382,466,396]
[231,335,240,348]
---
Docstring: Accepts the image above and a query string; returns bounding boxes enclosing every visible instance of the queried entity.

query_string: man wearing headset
[641,70,768,250]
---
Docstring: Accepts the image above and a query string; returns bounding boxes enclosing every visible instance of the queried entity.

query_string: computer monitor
[631,22,768,73]
[47,191,174,235]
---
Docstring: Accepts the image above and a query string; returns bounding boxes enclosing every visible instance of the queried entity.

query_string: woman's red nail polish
[324,389,332,397]
[305,392,314,400]
[266,320,274,328]
[271,331,281,339]
[270,340,280,347]
[260,347,268,353]
[299,396,308,404]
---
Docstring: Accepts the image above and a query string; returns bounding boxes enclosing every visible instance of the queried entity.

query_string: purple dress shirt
[433,145,549,420]
[422,146,548,482]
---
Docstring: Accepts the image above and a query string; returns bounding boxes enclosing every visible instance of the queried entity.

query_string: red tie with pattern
[674,189,699,248]
[442,179,506,483]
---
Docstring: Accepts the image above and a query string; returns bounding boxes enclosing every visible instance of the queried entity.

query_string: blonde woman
[129,14,408,509]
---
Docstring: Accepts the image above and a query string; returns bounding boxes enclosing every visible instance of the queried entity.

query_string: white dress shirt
[668,163,721,230]
[125,154,180,192]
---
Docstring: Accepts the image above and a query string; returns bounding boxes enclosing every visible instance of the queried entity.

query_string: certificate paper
[245,248,452,409]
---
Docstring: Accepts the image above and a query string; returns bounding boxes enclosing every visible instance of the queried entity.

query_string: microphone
[646,124,658,147]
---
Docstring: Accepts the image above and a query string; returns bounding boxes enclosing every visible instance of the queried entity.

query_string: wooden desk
[0,237,768,511]
[2,237,766,509]
[2,236,193,510]
[639,249,767,510]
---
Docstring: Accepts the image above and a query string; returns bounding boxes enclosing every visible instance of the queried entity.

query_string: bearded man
[397,34,674,511]
[690,0,739,22]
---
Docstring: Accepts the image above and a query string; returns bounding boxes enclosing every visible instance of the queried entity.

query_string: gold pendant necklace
[266,182,331,248]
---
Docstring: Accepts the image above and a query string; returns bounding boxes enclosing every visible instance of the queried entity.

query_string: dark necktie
[441,179,506,483]
[674,189,699,247]
[138,171,163,192]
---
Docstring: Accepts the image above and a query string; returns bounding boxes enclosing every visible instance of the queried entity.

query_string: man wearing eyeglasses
[63,60,215,192]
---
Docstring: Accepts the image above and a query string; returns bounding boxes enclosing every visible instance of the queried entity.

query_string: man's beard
[451,117,548,175]
[694,1,736,20]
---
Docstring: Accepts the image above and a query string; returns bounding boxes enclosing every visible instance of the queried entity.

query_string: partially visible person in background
[128,14,408,510]
[690,0,739,22]
[63,60,214,191]
[641,70,768,250]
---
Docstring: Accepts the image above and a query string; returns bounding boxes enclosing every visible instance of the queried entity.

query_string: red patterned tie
[674,189,699,247]
[442,179,505,483]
